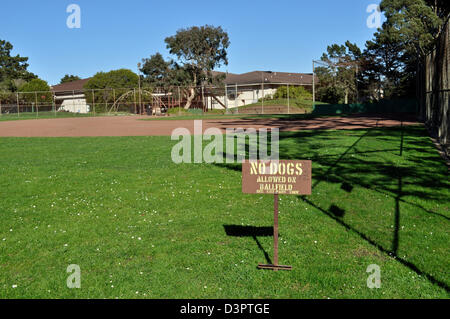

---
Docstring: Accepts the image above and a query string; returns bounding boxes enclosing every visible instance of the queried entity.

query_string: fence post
[312,60,315,109]
[113,88,116,114]
[132,88,136,114]
[72,90,75,115]
[35,91,38,118]
[16,93,19,117]
[287,84,290,115]
[178,86,181,116]
[53,93,56,116]
[235,83,238,114]
[225,84,228,114]
[202,85,205,113]
[262,81,264,115]
[92,90,95,116]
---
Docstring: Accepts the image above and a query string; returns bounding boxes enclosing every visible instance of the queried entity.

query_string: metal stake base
[257,264,292,271]
[257,193,292,271]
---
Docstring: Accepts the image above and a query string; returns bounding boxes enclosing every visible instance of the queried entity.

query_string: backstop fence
[419,16,449,153]
[0,82,315,118]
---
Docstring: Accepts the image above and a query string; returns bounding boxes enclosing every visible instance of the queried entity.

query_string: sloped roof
[50,70,314,92]
[221,71,314,85]
[51,78,92,92]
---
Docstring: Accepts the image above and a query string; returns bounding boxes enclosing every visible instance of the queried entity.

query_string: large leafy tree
[361,0,448,101]
[60,74,81,84]
[84,69,139,90]
[317,41,361,104]
[380,0,446,58]
[0,40,36,91]
[84,69,139,108]
[360,25,409,99]
[19,78,52,103]
[164,25,230,109]
[140,53,173,87]
[140,25,229,109]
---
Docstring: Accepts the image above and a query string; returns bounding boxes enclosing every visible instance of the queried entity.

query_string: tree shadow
[300,196,449,292]
[215,124,449,292]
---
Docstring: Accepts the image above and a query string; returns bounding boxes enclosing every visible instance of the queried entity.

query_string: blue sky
[0,0,382,85]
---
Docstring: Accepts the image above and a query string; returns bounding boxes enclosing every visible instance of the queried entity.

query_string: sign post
[242,160,312,271]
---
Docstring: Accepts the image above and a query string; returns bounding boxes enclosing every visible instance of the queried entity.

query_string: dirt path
[0,115,420,137]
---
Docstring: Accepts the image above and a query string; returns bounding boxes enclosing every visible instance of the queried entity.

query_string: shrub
[316,86,345,104]
[274,86,312,100]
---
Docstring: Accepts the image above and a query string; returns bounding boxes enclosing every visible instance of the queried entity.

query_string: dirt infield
[0,114,420,137]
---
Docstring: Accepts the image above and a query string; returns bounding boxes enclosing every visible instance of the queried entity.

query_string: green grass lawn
[0,111,93,122]
[0,111,133,122]
[237,98,327,111]
[144,113,342,121]
[0,125,448,298]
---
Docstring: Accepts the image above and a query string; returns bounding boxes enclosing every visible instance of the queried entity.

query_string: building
[50,78,91,113]
[50,70,315,113]
[207,71,314,109]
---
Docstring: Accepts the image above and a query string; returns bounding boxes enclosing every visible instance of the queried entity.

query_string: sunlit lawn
[0,125,448,298]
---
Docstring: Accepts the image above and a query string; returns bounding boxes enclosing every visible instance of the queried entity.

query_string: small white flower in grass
[138,237,142,241]
[64,244,68,247]
[314,241,318,244]
[12,285,17,288]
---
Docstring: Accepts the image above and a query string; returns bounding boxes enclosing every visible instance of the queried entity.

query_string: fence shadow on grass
[216,124,450,292]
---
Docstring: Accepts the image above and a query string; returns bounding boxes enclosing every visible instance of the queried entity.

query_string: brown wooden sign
[241,160,312,271]
[242,160,312,195]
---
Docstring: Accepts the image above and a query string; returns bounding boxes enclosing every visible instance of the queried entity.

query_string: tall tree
[60,74,81,84]
[19,78,52,103]
[140,53,173,87]
[84,69,138,90]
[360,25,408,99]
[377,0,448,103]
[380,0,445,58]
[0,40,36,91]
[318,41,361,104]
[83,69,139,109]
[164,25,230,109]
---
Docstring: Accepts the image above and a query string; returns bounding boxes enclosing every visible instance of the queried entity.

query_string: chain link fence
[0,83,314,119]
[419,17,449,154]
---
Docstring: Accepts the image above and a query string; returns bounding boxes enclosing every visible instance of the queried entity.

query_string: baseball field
[0,115,448,298]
